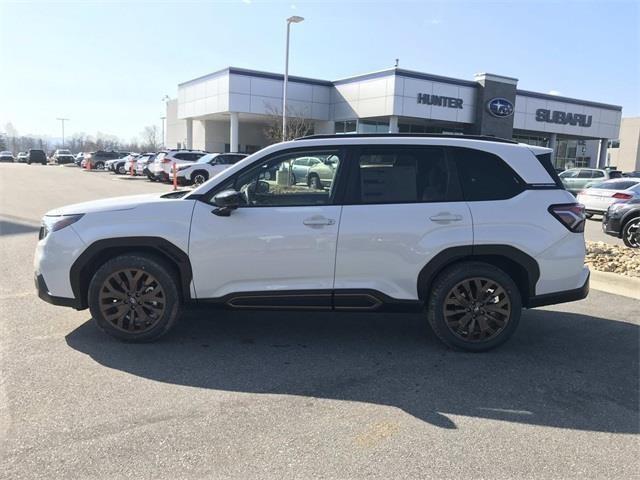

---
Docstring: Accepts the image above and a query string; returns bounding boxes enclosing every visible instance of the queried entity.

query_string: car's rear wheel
[117,164,126,174]
[192,170,208,185]
[95,161,105,170]
[426,261,521,352]
[88,254,181,342]
[622,217,640,248]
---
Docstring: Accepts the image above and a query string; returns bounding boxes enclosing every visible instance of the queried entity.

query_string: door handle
[303,216,336,227]
[429,213,463,223]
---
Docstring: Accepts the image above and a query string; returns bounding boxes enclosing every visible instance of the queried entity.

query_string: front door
[189,148,345,306]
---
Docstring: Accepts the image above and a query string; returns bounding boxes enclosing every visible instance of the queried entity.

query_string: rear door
[334,145,472,302]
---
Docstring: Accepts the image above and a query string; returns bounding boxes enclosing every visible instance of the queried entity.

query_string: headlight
[40,214,84,239]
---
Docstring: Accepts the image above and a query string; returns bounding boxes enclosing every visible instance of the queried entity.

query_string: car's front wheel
[622,217,640,248]
[426,261,522,352]
[192,170,209,185]
[308,174,322,190]
[88,254,181,342]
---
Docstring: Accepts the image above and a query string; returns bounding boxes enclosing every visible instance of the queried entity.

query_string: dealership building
[165,66,623,169]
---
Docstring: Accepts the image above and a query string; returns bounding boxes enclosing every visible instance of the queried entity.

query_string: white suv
[170,152,248,185]
[34,135,589,351]
[149,149,207,182]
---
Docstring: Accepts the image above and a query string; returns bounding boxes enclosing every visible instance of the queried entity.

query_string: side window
[173,153,187,161]
[577,170,593,178]
[592,170,605,178]
[356,147,458,204]
[452,147,524,201]
[233,150,342,207]
[191,153,206,161]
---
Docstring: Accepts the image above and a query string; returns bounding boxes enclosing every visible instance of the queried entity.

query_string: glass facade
[512,133,591,169]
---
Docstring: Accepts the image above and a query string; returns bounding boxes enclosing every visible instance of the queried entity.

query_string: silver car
[576,178,640,217]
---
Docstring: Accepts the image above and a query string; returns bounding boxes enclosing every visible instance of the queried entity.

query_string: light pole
[160,116,166,149]
[56,117,69,148]
[161,95,170,148]
[282,15,304,141]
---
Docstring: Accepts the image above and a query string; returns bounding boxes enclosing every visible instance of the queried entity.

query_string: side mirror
[212,189,241,216]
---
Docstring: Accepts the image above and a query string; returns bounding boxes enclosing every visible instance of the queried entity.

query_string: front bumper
[527,270,590,308]
[602,212,623,237]
[35,274,82,309]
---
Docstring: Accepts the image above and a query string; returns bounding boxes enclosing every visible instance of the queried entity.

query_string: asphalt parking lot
[1,163,638,479]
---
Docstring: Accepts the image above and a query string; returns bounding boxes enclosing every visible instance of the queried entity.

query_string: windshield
[196,153,217,164]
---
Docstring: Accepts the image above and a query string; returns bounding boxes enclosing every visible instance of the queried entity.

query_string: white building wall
[165,99,186,149]
[393,77,476,124]
[514,95,621,139]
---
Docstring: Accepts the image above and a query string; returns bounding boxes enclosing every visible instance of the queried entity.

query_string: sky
[1,0,638,142]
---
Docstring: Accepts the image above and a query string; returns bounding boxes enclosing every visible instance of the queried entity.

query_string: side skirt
[196,289,424,313]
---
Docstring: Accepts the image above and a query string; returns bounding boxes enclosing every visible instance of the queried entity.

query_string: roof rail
[295,133,519,144]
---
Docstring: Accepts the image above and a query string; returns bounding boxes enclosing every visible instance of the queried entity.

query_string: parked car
[623,170,640,178]
[52,149,71,163]
[124,154,140,174]
[82,151,129,170]
[288,156,323,185]
[27,149,47,165]
[34,134,588,352]
[603,198,640,248]
[576,179,640,218]
[559,168,624,195]
[170,153,247,185]
[16,152,28,163]
[135,153,156,176]
[1,151,15,162]
[307,154,340,189]
[53,149,75,165]
[149,149,207,182]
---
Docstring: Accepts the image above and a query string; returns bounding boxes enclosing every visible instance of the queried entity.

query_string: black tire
[192,170,209,185]
[291,173,297,185]
[117,163,126,175]
[27,160,31,165]
[622,217,640,248]
[308,174,322,190]
[426,261,522,352]
[94,161,105,170]
[88,254,181,342]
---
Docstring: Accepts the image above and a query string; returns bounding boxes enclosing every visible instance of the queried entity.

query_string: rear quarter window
[450,147,524,201]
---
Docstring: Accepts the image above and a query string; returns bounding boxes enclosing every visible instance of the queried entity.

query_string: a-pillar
[598,138,609,168]
[185,118,193,149]
[229,112,239,153]
[389,116,399,133]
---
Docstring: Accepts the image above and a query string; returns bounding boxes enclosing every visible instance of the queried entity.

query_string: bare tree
[263,104,314,144]
[141,125,160,152]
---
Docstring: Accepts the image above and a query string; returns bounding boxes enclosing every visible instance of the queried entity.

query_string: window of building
[358,120,389,134]
[451,147,524,201]
[335,120,357,134]
[354,147,460,204]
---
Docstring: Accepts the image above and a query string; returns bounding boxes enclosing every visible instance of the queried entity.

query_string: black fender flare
[69,237,193,309]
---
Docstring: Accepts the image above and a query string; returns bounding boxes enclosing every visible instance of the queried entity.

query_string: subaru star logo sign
[487,97,514,118]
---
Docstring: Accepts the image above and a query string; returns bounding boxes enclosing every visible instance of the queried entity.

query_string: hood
[46,193,167,216]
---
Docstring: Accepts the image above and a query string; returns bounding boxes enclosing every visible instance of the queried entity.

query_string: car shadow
[0,218,40,236]
[65,307,639,433]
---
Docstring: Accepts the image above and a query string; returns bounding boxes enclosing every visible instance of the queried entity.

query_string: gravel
[586,241,640,277]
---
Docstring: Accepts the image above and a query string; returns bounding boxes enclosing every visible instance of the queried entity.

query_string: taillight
[612,193,632,200]
[548,203,585,233]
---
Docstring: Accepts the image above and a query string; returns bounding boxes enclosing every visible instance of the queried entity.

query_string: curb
[590,270,640,300]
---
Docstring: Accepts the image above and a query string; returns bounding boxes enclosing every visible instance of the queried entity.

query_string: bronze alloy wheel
[98,268,166,333]
[443,277,512,342]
